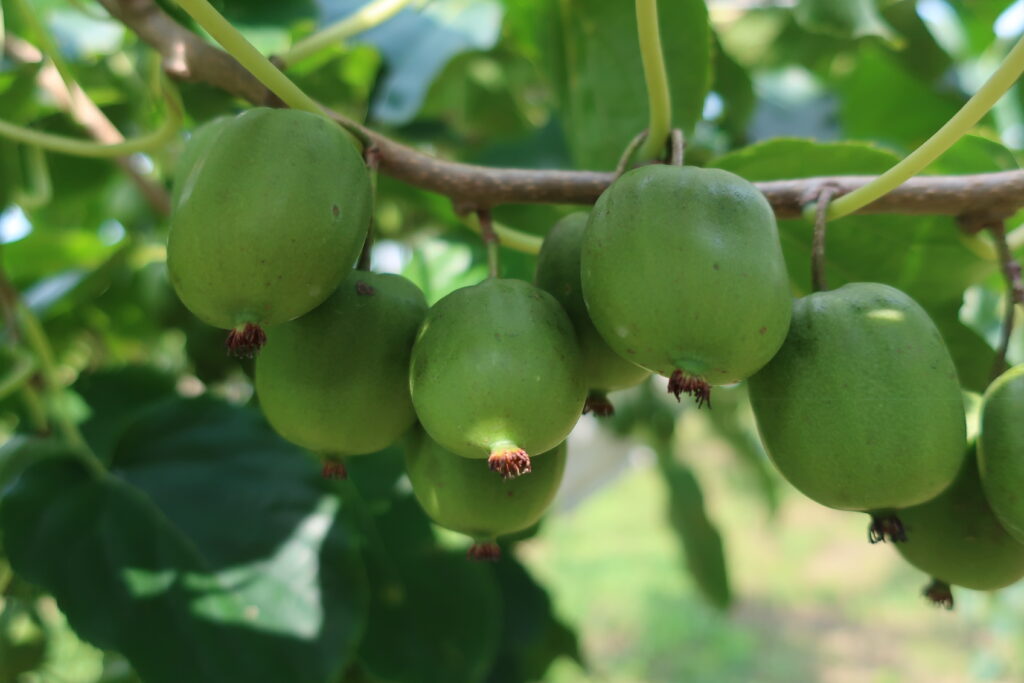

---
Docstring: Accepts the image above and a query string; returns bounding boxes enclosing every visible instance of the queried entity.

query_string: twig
[989,221,1024,379]
[615,130,648,177]
[667,128,684,166]
[810,185,839,292]
[95,0,1024,218]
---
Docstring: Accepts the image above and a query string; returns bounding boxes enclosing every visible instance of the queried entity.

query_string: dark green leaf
[1,397,368,683]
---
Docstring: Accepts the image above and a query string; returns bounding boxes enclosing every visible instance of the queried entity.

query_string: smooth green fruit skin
[535,212,650,393]
[581,164,792,384]
[167,107,371,330]
[406,430,567,541]
[255,271,427,456]
[979,364,1024,543]
[409,278,587,459]
[169,116,231,209]
[897,450,1024,591]
[748,283,966,511]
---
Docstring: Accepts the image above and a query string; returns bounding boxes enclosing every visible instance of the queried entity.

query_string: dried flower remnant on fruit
[321,459,348,479]
[467,542,501,562]
[868,515,907,544]
[583,391,615,417]
[668,370,711,408]
[355,280,376,296]
[225,322,267,358]
[488,446,532,479]
[923,579,954,610]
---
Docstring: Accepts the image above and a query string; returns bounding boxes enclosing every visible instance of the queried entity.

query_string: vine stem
[463,212,542,255]
[277,0,415,68]
[818,33,1024,221]
[477,209,500,278]
[173,0,326,118]
[0,76,183,158]
[635,0,672,161]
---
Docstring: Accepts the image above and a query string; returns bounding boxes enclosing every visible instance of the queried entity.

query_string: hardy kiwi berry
[167,107,371,356]
[748,283,966,531]
[535,212,650,416]
[405,429,567,560]
[254,271,426,475]
[409,278,586,479]
[581,164,791,407]
[978,364,1024,543]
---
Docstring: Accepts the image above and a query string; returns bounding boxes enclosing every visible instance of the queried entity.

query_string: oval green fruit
[167,107,371,355]
[897,449,1024,593]
[748,282,966,512]
[581,164,791,406]
[535,212,650,416]
[978,364,1024,543]
[406,429,567,560]
[409,278,586,478]
[169,115,231,209]
[255,271,426,459]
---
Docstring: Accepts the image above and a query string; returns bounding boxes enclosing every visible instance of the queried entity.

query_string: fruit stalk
[477,209,500,279]
[810,185,839,292]
[990,221,1023,379]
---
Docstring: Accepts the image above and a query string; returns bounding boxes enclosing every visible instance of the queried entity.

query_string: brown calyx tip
[867,514,907,544]
[355,280,376,296]
[225,323,267,358]
[321,459,348,480]
[583,391,615,417]
[668,370,711,408]
[923,579,954,610]
[488,447,532,480]
[467,542,501,562]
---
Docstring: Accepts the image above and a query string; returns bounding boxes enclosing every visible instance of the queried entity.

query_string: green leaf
[547,0,711,169]
[794,0,899,43]
[0,396,369,683]
[711,138,995,306]
[656,447,732,611]
[356,495,501,683]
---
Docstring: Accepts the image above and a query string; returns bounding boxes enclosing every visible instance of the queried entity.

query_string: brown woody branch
[99,0,1024,219]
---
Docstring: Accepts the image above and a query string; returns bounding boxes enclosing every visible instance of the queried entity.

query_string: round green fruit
[535,212,650,416]
[978,364,1024,543]
[581,164,791,406]
[167,107,371,356]
[748,282,966,512]
[405,429,567,560]
[169,115,231,209]
[409,278,586,478]
[896,449,1024,594]
[255,271,427,459]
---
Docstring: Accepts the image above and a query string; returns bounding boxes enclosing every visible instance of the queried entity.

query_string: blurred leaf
[711,32,755,144]
[546,0,712,169]
[794,0,900,43]
[931,305,997,394]
[711,138,995,306]
[655,443,732,611]
[485,558,581,683]
[0,435,73,491]
[0,396,369,683]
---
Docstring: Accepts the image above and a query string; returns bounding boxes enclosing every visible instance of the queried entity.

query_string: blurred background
[2,0,1024,681]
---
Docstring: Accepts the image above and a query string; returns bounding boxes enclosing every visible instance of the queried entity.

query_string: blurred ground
[521,416,1024,683]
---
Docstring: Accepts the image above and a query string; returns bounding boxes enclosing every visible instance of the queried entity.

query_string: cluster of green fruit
[166,108,1023,596]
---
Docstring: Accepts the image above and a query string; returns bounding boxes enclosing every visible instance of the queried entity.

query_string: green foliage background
[1,0,1024,681]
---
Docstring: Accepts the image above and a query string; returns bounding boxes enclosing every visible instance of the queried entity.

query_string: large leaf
[1,395,368,683]
[711,138,995,306]
[545,0,711,169]
[794,0,899,42]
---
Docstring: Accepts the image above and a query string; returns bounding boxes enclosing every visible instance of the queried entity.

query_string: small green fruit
[581,164,792,406]
[535,212,650,416]
[255,271,427,460]
[169,115,231,208]
[896,450,1024,595]
[409,278,586,478]
[748,283,966,512]
[405,429,567,560]
[167,107,371,356]
[978,364,1024,543]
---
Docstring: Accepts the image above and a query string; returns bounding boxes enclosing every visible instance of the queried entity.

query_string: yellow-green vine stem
[462,212,542,255]
[0,77,183,158]
[17,304,106,477]
[635,0,672,161]
[815,34,1024,222]
[10,145,52,209]
[174,0,326,117]
[278,0,415,68]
